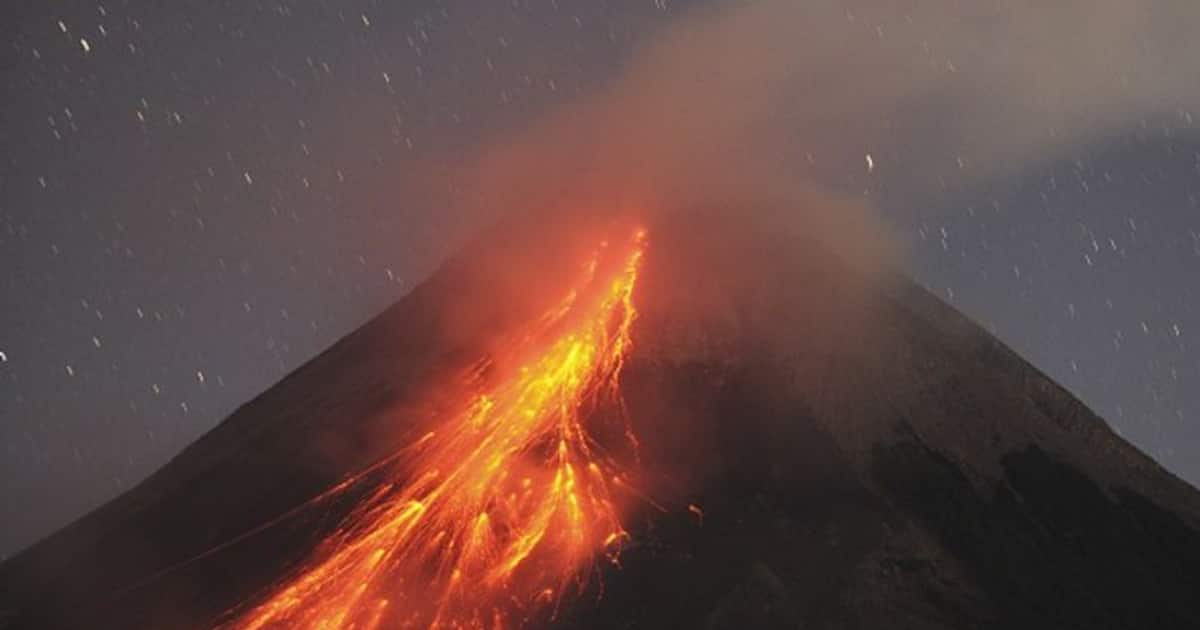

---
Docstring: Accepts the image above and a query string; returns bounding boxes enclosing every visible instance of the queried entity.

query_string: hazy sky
[2,0,1198,559]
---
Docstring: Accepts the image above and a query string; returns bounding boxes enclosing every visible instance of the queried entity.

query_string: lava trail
[224,228,648,630]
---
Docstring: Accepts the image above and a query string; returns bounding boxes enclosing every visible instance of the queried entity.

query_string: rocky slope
[3,210,1198,629]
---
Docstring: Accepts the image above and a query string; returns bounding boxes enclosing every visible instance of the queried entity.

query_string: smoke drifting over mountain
[7,4,1200,627]
[443,0,1199,266]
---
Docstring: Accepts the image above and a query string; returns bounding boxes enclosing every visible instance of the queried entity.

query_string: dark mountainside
[3,210,1200,629]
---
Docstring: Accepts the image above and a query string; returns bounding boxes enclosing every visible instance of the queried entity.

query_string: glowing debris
[225,228,649,630]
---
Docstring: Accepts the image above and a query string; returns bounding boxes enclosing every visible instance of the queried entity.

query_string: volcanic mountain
[2,210,1200,629]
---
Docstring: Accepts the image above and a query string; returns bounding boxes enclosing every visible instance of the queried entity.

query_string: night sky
[2,1,1197,559]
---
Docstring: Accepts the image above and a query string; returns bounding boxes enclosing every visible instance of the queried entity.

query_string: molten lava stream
[225,229,648,630]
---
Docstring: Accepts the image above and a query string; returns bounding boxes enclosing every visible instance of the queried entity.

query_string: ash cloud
[444,0,1199,269]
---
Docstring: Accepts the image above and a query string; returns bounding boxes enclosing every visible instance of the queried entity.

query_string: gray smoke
[437,0,1199,272]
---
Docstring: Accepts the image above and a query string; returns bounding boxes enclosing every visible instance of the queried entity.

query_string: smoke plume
[442,0,1199,271]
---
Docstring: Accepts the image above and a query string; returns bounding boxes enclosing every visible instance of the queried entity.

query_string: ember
[225,228,648,630]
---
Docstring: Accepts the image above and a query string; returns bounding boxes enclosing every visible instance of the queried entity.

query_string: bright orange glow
[225,228,648,630]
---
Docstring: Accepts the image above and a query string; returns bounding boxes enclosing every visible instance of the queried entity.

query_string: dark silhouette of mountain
[3,210,1199,629]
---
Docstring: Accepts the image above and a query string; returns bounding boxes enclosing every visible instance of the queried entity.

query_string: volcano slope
[2,210,1200,629]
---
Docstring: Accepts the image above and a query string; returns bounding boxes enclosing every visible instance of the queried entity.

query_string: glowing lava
[225,228,648,630]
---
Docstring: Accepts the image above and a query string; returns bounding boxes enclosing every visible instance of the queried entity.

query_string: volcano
[3,210,1200,629]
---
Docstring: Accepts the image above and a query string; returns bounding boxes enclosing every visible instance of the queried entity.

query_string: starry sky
[2,1,1197,559]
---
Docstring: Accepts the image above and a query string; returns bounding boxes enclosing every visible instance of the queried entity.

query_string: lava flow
[225,228,648,630]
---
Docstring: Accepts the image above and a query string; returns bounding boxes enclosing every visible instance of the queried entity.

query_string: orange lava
[225,228,648,630]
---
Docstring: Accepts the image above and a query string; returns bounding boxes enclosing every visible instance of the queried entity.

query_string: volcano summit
[2,211,1199,629]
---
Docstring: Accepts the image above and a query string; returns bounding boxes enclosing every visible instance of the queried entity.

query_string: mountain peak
[3,210,1199,629]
